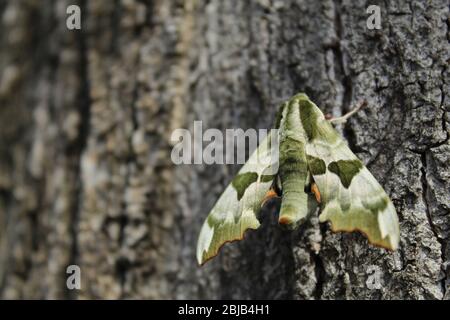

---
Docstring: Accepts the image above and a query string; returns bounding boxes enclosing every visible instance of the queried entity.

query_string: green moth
[196,93,400,265]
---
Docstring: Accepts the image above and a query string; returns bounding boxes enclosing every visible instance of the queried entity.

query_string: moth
[196,93,400,265]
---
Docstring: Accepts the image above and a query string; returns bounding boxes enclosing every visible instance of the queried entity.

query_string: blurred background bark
[0,0,448,299]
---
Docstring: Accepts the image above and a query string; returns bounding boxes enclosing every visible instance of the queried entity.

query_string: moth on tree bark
[196,94,400,265]
[0,0,448,299]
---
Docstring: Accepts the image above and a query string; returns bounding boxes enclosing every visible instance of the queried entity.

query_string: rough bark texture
[0,0,448,299]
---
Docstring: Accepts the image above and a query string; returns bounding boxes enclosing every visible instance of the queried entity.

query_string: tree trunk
[0,0,448,299]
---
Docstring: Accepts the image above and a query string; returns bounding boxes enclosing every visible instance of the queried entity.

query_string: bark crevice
[420,151,446,297]
[65,0,91,300]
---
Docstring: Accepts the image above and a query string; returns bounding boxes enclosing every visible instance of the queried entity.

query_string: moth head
[292,92,310,102]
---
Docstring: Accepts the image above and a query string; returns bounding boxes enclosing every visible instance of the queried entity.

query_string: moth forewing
[196,133,278,265]
[299,95,400,250]
[317,166,400,250]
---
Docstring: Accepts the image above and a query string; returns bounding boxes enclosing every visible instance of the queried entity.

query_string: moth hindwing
[196,93,400,265]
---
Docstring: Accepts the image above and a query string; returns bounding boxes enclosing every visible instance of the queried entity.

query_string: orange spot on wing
[311,183,321,203]
[261,189,278,207]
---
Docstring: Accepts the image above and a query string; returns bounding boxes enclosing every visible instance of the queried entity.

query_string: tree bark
[0,0,448,299]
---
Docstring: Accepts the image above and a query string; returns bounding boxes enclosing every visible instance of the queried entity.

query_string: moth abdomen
[278,138,311,227]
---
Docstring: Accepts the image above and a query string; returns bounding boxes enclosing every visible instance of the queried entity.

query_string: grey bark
[0,0,448,299]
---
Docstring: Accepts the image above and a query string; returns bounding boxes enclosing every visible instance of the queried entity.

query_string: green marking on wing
[306,154,326,175]
[296,93,339,144]
[298,97,319,140]
[260,174,275,183]
[232,172,258,201]
[327,159,363,188]
[363,194,388,215]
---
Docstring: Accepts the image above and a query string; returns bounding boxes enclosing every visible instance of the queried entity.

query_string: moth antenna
[328,100,367,124]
